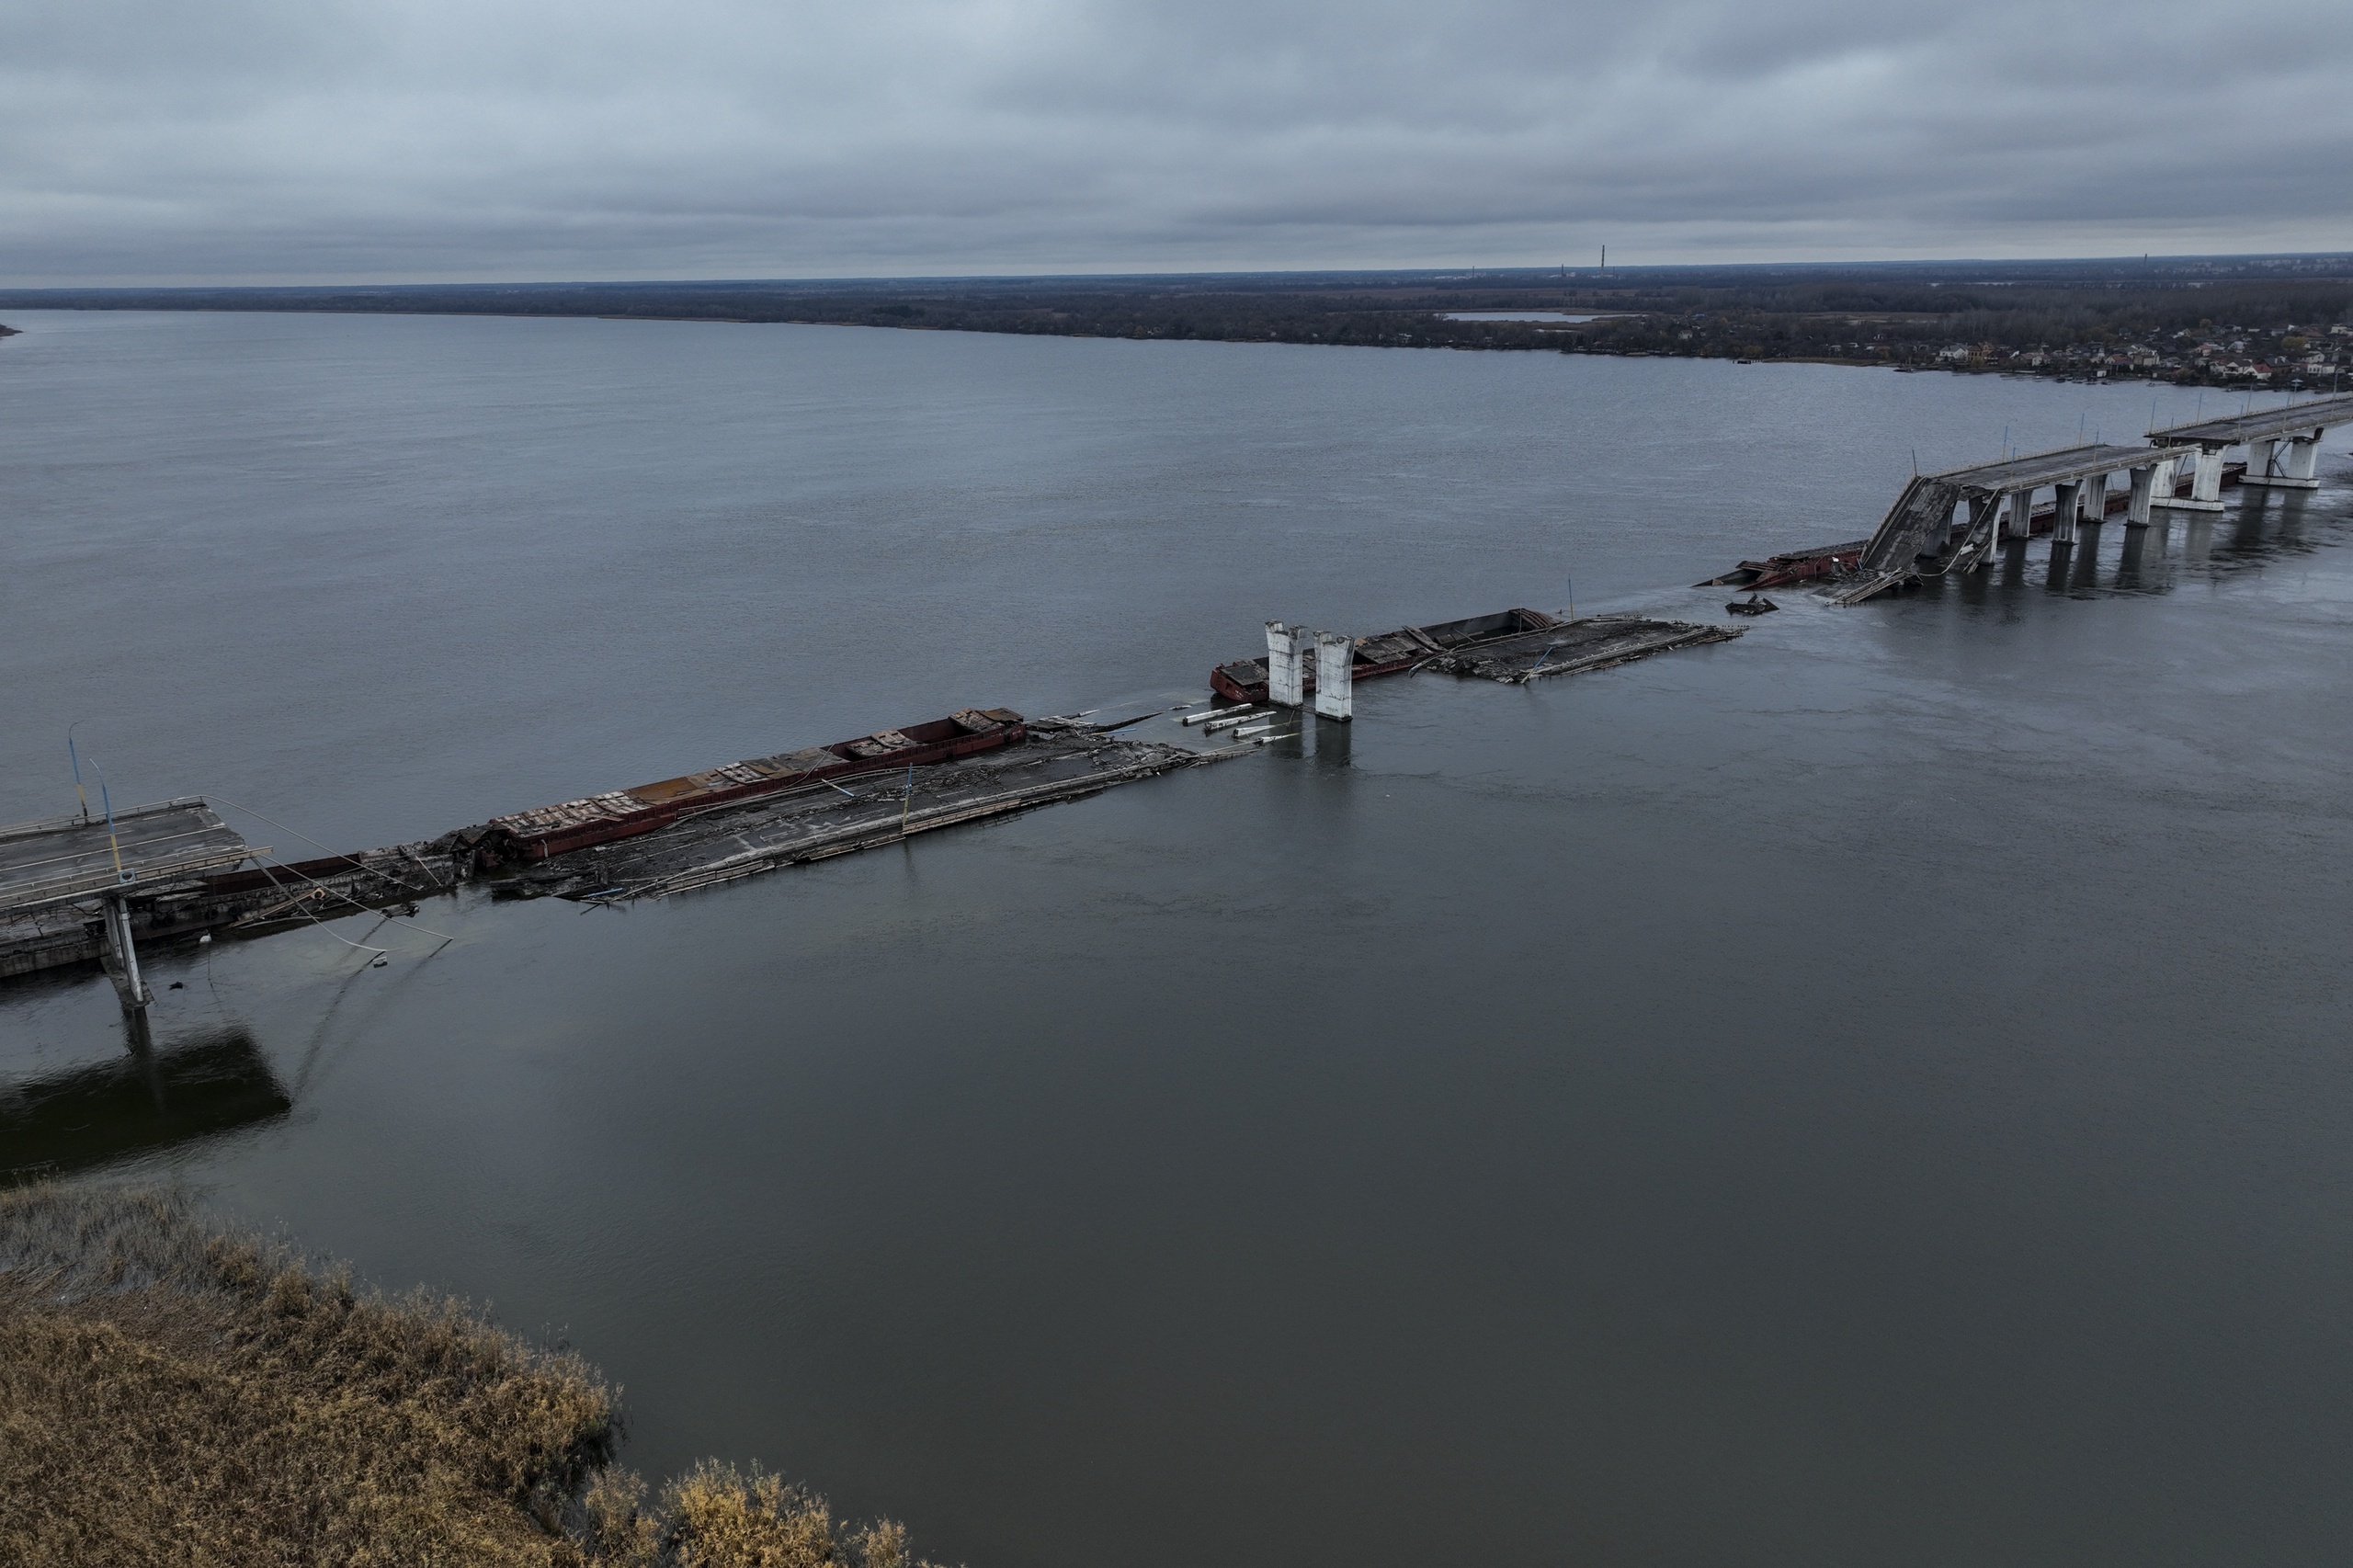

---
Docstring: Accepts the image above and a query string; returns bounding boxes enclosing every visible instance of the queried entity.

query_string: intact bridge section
[1830,392,2353,605]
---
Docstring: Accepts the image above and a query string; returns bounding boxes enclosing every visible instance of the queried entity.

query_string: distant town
[1564,310,2351,386]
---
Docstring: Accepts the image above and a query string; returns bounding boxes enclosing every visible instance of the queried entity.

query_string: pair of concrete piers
[1265,622,1353,721]
[2236,432,2327,493]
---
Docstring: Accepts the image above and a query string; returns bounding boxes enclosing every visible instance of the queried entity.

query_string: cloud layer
[4,0,2348,282]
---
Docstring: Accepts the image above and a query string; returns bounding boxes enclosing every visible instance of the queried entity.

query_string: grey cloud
[1,0,2347,282]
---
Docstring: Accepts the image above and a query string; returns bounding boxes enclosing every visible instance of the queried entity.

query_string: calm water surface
[5,312,2351,1567]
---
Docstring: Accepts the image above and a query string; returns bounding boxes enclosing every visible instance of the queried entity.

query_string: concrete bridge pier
[1266,621,1309,708]
[2244,437,2279,484]
[1313,631,1354,721]
[2004,487,2038,542]
[2286,436,2323,485]
[2164,447,2229,511]
[2242,435,2322,490]
[2051,480,2083,546]
[2125,461,2160,526]
[2083,471,2110,524]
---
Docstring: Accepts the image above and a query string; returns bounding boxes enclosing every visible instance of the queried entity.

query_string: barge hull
[475,709,1028,865]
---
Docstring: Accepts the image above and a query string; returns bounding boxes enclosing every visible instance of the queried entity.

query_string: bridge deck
[0,800,252,916]
[2150,393,2353,448]
[1927,443,2165,494]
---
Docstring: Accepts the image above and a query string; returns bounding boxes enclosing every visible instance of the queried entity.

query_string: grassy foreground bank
[0,1184,944,1568]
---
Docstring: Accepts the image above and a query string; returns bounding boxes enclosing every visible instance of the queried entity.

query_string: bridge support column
[2051,481,2081,546]
[101,892,152,1010]
[2082,470,2110,524]
[2004,487,2037,541]
[2165,447,2227,511]
[1313,631,1354,721]
[2149,454,2180,508]
[2125,462,2158,526]
[1266,621,1308,708]
[2244,434,2323,489]
[2286,435,2322,483]
[2239,437,2281,486]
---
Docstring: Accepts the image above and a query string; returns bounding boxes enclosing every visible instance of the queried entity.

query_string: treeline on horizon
[5,256,2350,369]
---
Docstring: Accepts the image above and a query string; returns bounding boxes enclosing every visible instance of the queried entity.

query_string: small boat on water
[468,709,1027,866]
[1210,608,1562,703]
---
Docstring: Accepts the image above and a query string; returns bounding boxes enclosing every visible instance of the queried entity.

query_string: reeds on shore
[0,1183,945,1568]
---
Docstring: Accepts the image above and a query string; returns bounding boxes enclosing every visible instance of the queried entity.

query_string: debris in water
[1696,540,1867,589]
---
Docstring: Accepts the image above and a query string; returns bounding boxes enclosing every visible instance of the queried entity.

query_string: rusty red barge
[466,709,1028,867]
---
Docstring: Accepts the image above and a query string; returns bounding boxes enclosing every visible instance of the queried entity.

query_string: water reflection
[2070,523,2107,593]
[2211,491,2332,571]
[1311,714,1354,768]
[2044,540,2075,594]
[1955,562,1992,609]
[2112,522,2170,594]
[0,1028,290,1180]
[2182,515,2214,567]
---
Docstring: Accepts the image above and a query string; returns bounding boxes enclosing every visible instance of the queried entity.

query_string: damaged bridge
[1829,393,2353,606]
[1827,444,2181,605]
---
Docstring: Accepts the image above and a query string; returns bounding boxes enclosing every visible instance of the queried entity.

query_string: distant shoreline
[1,261,2345,388]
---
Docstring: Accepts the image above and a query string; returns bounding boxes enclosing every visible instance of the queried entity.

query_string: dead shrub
[0,1184,953,1568]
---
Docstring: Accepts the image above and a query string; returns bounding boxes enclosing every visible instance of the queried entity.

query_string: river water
[5,311,2351,1566]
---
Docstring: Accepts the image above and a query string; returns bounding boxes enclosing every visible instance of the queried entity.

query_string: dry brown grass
[0,1184,948,1568]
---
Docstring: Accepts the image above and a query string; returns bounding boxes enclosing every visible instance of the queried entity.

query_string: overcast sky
[4,0,2348,284]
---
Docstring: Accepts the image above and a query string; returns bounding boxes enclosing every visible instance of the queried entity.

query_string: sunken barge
[3,603,1742,995]
[0,709,1229,985]
[1211,608,1739,700]
[463,708,1029,866]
